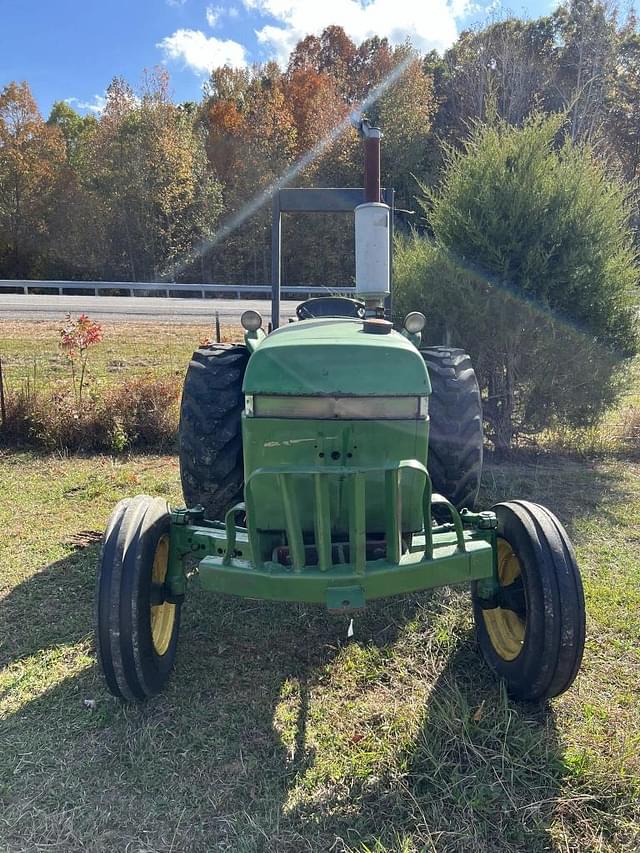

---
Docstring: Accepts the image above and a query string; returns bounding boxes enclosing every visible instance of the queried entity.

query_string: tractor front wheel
[96,495,181,701]
[472,500,585,701]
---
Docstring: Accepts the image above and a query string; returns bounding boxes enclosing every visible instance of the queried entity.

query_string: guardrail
[0,280,354,299]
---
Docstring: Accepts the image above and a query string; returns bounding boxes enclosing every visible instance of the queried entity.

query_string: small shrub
[395,238,628,450]
[101,377,182,449]
[59,313,103,402]
[0,375,181,453]
[397,113,639,449]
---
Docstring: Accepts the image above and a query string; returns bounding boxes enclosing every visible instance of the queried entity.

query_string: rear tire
[472,500,586,701]
[96,495,180,701]
[179,344,249,520]
[421,346,483,509]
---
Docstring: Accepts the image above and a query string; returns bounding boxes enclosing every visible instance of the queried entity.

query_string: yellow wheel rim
[150,534,176,656]
[482,538,526,661]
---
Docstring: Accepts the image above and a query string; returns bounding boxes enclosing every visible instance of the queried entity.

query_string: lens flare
[160,55,414,283]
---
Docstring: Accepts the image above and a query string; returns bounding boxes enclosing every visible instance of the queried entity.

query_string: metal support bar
[271,194,281,330]
[384,468,402,564]
[0,279,353,298]
[313,474,332,571]
[270,186,394,330]
[278,474,305,571]
[431,494,466,553]
[349,474,367,575]
[223,505,239,565]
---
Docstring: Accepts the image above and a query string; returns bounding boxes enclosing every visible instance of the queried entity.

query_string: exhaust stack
[354,121,390,312]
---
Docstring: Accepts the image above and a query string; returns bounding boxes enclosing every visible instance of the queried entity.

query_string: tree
[427,18,557,143]
[284,67,345,156]
[47,101,97,166]
[353,36,395,97]
[396,114,639,449]
[552,0,618,143]
[44,101,105,279]
[0,81,64,277]
[86,70,223,281]
[372,49,438,206]
[288,26,358,98]
[606,18,640,184]
[202,63,297,283]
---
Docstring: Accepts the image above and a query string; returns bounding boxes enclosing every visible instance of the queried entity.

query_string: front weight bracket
[150,582,185,606]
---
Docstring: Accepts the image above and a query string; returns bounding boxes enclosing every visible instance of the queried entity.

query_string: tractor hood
[243,318,430,396]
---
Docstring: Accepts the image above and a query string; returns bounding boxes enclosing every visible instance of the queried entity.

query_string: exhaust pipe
[364,126,381,203]
[354,121,390,314]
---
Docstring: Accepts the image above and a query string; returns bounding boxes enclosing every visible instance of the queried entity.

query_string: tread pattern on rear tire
[472,500,586,701]
[179,344,249,520]
[421,346,483,510]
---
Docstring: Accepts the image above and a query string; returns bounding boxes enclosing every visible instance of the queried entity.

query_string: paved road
[0,294,299,323]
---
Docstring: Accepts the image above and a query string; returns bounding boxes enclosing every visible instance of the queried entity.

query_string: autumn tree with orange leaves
[0,82,65,277]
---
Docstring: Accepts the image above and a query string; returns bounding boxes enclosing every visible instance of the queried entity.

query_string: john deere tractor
[96,122,585,703]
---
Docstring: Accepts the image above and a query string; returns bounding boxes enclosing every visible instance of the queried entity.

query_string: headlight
[245,395,428,420]
[241,310,263,331]
[403,312,426,334]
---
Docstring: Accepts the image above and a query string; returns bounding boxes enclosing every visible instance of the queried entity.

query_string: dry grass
[0,320,240,390]
[0,320,240,452]
[2,376,181,452]
[514,358,640,460]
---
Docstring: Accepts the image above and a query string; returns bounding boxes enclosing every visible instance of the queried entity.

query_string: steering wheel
[296,296,366,320]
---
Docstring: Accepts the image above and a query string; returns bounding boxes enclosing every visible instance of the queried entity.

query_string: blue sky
[2,0,552,118]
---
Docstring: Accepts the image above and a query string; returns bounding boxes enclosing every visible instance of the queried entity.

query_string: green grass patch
[1,449,639,851]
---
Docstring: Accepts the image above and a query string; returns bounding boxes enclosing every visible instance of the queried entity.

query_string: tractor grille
[244,460,432,573]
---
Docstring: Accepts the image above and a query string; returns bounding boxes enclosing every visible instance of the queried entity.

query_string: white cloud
[228,6,239,17]
[65,94,107,115]
[243,0,471,63]
[166,0,187,7]
[158,28,248,73]
[206,5,221,26]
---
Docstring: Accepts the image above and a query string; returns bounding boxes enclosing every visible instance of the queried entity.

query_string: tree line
[0,0,638,287]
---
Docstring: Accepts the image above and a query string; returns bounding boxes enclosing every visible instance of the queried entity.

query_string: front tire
[96,495,181,701]
[472,500,585,701]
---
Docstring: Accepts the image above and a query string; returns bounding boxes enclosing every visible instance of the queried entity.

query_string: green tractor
[96,122,585,703]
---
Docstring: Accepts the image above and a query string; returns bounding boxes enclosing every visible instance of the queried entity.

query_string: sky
[1,0,553,118]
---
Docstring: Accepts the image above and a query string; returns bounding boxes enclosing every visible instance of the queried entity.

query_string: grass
[0,322,639,851]
[0,321,242,453]
[0,320,240,393]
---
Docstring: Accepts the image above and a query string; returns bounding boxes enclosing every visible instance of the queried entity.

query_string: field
[0,320,239,390]
[1,321,639,852]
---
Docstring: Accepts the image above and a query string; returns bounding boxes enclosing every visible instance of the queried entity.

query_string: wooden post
[0,356,6,428]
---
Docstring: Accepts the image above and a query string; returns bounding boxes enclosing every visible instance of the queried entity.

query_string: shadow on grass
[1,452,626,851]
[481,449,635,537]
[0,575,566,851]
[0,543,99,672]
[280,636,567,852]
